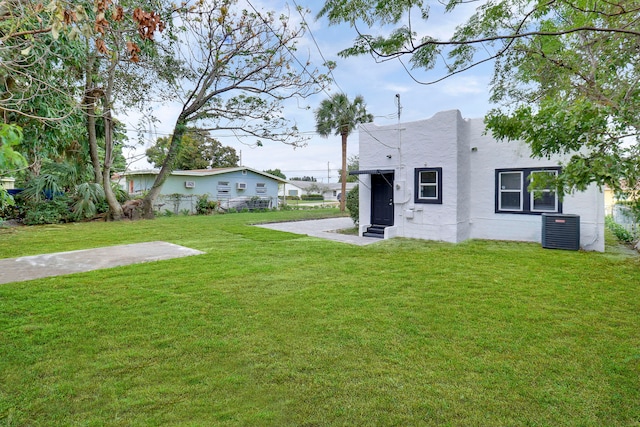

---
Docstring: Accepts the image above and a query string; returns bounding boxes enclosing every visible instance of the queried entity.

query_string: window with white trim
[497,171,523,211]
[256,182,267,194]
[495,168,561,214]
[530,170,559,212]
[217,181,230,197]
[414,167,443,204]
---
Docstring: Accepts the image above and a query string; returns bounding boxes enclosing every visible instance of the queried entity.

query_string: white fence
[612,204,639,237]
[153,194,275,214]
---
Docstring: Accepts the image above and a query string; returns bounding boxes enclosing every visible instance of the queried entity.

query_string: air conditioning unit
[184,181,195,188]
[541,213,580,250]
[237,182,247,190]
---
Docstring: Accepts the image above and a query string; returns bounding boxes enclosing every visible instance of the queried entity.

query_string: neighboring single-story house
[0,177,15,190]
[124,167,285,213]
[280,180,357,201]
[352,110,605,251]
[604,183,639,215]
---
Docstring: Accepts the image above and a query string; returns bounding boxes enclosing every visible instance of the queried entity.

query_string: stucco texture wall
[357,110,605,251]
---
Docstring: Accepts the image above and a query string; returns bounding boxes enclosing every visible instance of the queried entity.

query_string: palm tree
[315,93,373,212]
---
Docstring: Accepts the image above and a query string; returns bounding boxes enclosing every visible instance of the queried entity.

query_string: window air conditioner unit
[184,181,195,188]
[237,182,247,190]
[541,213,580,251]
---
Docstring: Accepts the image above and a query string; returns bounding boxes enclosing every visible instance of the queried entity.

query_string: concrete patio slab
[0,241,204,285]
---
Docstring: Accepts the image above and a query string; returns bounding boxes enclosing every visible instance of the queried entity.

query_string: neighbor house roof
[123,167,287,183]
[286,181,357,191]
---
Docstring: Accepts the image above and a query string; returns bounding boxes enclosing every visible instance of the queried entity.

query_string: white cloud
[439,75,487,96]
[121,0,495,182]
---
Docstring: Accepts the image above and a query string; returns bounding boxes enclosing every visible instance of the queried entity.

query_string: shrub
[346,184,359,225]
[301,194,323,201]
[23,196,74,225]
[605,215,635,243]
[196,194,218,215]
[0,189,15,220]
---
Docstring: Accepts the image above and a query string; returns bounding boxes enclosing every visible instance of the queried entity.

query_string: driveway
[255,217,381,246]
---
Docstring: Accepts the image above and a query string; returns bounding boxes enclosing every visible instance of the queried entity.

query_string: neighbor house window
[256,183,267,194]
[217,181,230,197]
[288,189,298,197]
[414,167,443,204]
[496,168,561,214]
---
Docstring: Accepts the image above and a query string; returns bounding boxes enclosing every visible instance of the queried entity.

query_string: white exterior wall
[358,110,605,251]
[398,110,464,243]
[467,117,604,251]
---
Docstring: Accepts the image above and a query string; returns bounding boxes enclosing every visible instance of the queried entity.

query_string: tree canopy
[0,0,170,220]
[318,0,640,196]
[315,93,372,211]
[140,0,330,217]
[146,129,239,170]
[264,168,286,179]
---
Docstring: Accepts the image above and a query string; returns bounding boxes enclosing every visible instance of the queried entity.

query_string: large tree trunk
[101,57,123,221]
[84,54,102,184]
[141,117,189,218]
[340,131,347,212]
[86,100,102,184]
[102,109,123,220]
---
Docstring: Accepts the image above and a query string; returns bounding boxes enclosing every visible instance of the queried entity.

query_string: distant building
[280,180,356,201]
[124,167,285,213]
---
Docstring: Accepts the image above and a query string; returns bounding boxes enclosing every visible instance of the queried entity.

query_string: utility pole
[327,162,330,183]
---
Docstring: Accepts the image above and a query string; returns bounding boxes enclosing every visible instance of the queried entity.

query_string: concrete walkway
[0,241,204,285]
[255,217,382,246]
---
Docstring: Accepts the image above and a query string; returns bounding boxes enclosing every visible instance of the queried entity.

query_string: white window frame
[256,182,267,194]
[498,171,524,212]
[495,167,562,214]
[217,181,230,197]
[530,170,559,213]
[414,167,443,204]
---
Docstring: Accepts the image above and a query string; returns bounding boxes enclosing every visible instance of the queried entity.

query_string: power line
[291,0,346,96]
[246,0,335,101]
[131,2,400,155]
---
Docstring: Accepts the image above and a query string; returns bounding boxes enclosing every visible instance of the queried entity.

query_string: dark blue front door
[371,173,394,226]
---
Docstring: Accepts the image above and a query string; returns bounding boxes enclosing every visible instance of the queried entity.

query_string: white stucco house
[351,110,605,251]
[123,167,285,213]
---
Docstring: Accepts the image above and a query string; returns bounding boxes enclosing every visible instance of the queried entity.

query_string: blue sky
[125,0,495,182]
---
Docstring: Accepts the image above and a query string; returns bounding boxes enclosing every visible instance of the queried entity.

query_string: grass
[1,209,639,426]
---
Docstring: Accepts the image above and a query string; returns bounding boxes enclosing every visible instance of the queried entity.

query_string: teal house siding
[124,167,284,213]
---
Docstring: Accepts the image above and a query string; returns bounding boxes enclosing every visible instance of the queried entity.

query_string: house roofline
[123,167,287,183]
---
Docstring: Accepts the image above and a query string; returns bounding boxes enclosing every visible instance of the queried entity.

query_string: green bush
[301,194,323,201]
[23,196,74,225]
[196,194,218,215]
[346,184,359,225]
[605,215,635,243]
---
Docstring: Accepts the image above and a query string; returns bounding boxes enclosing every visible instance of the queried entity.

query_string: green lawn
[1,210,639,426]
